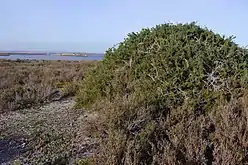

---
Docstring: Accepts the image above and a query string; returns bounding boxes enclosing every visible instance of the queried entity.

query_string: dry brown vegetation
[0,59,97,113]
[85,92,248,165]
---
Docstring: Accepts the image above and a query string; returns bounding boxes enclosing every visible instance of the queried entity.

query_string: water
[0,54,104,61]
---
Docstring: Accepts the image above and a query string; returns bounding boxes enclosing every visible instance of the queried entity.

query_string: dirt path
[0,98,98,165]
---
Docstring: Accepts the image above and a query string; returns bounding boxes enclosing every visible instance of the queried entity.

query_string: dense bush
[76,22,248,164]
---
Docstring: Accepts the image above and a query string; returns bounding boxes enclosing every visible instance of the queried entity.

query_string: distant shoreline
[0,54,104,61]
[0,51,105,56]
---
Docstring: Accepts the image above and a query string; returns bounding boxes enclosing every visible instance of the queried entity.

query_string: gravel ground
[0,98,98,165]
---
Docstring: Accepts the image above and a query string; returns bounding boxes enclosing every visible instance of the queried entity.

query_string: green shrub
[76,22,248,164]
[77,22,248,109]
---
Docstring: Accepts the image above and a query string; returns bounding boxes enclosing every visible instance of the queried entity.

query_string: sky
[0,0,247,52]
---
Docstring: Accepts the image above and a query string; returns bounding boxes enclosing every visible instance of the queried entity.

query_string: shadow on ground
[0,135,30,164]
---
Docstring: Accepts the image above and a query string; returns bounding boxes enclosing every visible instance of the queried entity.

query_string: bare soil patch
[0,98,98,164]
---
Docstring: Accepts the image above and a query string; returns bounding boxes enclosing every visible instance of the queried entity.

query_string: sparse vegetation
[76,22,248,164]
[0,59,98,164]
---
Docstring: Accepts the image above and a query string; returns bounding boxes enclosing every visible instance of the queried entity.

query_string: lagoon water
[0,54,104,61]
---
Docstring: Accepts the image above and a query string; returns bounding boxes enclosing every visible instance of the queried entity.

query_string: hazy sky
[0,0,247,52]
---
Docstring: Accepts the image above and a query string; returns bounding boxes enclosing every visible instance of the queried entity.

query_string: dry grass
[0,59,97,113]
[81,92,248,165]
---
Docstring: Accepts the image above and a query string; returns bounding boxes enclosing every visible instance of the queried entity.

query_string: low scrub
[0,59,97,113]
[76,22,248,164]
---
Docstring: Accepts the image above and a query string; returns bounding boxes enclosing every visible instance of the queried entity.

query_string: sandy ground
[0,98,98,164]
